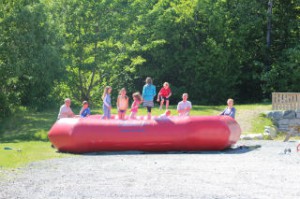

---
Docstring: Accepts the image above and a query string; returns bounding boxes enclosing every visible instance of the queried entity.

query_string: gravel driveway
[1,140,300,199]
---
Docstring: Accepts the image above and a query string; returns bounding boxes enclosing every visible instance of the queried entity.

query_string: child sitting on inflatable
[57,98,75,120]
[79,101,91,118]
[177,93,192,116]
[159,109,171,119]
[220,98,236,119]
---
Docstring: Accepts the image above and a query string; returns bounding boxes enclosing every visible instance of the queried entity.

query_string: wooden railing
[272,92,300,110]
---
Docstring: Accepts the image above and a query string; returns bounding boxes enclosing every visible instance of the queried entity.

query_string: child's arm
[167,88,172,98]
[116,97,119,110]
[229,108,236,118]
[153,86,156,97]
[125,97,129,110]
[142,85,146,98]
[86,108,91,116]
[103,95,110,108]
[157,93,160,101]
[157,88,162,101]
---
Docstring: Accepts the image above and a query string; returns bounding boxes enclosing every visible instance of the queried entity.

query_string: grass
[0,141,67,169]
[0,103,273,170]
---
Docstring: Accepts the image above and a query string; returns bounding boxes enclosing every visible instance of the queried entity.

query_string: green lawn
[0,104,272,170]
[0,141,67,169]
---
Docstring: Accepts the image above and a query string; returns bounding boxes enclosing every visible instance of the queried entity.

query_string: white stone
[240,134,264,140]
[264,126,277,138]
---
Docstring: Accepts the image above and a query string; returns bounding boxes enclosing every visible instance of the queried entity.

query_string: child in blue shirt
[220,98,236,119]
[80,101,91,118]
[142,77,156,119]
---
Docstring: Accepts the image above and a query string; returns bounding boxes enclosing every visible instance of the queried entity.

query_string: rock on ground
[1,141,300,199]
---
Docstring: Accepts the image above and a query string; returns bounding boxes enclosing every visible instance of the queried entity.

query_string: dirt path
[235,106,270,133]
[0,141,300,199]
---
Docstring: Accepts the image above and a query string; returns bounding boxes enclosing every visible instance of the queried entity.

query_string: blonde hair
[145,77,152,85]
[163,82,169,87]
[132,92,142,101]
[102,86,112,100]
[119,88,127,95]
[227,98,234,104]
[182,93,188,98]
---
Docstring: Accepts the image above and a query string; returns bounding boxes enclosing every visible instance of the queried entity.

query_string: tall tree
[0,0,64,110]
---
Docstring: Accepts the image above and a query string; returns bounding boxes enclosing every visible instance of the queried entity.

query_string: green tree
[0,0,64,110]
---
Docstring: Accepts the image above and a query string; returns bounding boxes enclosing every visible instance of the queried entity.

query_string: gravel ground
[1,140,300,199]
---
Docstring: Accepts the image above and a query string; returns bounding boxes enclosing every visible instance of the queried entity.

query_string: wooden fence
[272,92,300,110]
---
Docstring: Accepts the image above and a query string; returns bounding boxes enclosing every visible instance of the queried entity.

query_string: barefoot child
[102,86,112,119]
[157,82,172,110]
[130,92,142,119]
[117,88,129,119]
[142,77,156,119]
[79,101,91,118]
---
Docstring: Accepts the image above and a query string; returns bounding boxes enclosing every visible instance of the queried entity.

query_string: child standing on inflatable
[80,101,91,118]
[116,88,129,120]
[102,86,112,119]
[177,93,192,116]
[157,82,172,110]
[130,92,143,119]
[142,77,156,119]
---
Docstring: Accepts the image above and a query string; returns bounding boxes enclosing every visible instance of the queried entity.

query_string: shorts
[118,110,126,113]
[160,96,169,101]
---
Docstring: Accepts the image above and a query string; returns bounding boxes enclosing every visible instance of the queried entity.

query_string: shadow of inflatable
[78,145,262,156]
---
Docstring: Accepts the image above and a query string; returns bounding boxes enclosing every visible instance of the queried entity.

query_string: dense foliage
[0,0,299,116]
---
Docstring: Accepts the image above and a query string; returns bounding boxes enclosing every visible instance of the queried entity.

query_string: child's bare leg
[160,99,164,109]
[130,112,136,119]
[166,100,169,110]
[121,112,126,120]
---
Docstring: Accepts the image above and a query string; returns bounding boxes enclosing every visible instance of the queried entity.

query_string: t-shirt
[220,107,236,118]
[57,104,74,119]
[80,108,91,118]
[177,101,192,116]
[142,84,156,101]
[159,87,171,98]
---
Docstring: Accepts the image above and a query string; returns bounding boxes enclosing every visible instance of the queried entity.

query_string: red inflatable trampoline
[48,115,241,153]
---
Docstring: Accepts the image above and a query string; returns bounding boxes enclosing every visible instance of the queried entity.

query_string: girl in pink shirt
[130,92,143,119]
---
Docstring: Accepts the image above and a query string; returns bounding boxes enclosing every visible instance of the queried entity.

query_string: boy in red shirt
[157,82,172,110]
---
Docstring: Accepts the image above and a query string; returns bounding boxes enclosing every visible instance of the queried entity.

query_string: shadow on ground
[77,145,262,156]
